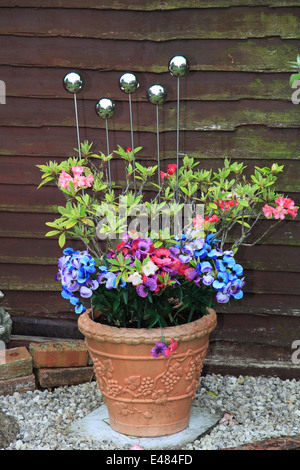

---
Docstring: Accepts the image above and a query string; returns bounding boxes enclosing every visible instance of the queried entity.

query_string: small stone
[0,409,19,449]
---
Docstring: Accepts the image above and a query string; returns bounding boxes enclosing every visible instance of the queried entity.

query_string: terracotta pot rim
[78,308,217,345]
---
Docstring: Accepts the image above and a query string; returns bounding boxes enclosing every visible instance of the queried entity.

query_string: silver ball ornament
[119,72,139,94]
[168,56,190,78]
[95,98,116,119]
[63,72,83,94]
[147,84,167,105]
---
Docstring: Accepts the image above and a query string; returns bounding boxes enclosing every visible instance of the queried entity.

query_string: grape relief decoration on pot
[91,342,208,419]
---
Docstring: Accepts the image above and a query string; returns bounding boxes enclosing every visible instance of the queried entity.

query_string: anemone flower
[151,341,168,358]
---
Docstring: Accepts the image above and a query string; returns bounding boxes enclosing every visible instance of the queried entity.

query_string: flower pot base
[107,400,191,437]
[68,403,223,449]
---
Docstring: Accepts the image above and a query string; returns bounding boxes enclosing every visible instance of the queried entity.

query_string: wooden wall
[0,1,299,378]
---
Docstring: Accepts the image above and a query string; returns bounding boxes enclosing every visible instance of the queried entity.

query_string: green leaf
[236,199,249,207]
[37,176,54,189]
[206,390,218,397]
[58,233,66,248]
[290,72,300,85]
[45,230,60,237]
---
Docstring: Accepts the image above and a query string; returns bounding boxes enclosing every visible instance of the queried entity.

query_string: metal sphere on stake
[147,84,167,106]
[168,56,190,203]
[119,72,139,194]
[95,97,116,120]
[95,98,116,191]
[63,72,83,94]
[147,84,167,191]
[63,72,84,159]
[119,72,139,94]
[168,55,190,78]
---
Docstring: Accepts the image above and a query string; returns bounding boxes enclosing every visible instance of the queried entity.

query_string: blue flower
[80,255,96,273]
[57,248,99,314]
[61,287,86,314]
[196,261,212,274]
[213,271,229,291]
[207,248,219,259]
[232,263,243,276]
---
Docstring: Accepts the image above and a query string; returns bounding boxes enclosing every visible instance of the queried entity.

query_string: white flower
[127,272,143,286]
[142,260,158,276]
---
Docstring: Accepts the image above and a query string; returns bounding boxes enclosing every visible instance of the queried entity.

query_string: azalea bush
[38,141,298,329]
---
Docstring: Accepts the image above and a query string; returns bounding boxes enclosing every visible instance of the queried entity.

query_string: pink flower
[275,196,295,210]
[58,170,72,189]
[288,207,298,219]
[284,198,295,210]
[84,173,94,187]
[129,444,144,450]
[72,175,86,191]
[262,204,275,219]
[220,413,234,426]
[273,206,287,220]
[192,214,204,228]
[72,166,85,177]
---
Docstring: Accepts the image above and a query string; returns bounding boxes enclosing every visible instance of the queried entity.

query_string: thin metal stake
[128,93,136,195]
[176,76,180,203]
[156,105,161,191]
[73,93,81,159]
[105,118,112,191]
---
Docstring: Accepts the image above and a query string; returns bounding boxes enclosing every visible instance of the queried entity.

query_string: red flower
[167,164,177,175]
[115,240,125,250]
[218,199,239,211]
[208,214,219,223]
[160,171,169,181]
[164,339,178,357]
[126,147,132,153]
[151,248,172,267]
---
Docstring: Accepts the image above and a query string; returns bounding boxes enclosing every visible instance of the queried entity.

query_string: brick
[29,340,89,369]
[0,374,36,396]
[226,435,300,450]
[36,366,94,389]
[0,347,32,380]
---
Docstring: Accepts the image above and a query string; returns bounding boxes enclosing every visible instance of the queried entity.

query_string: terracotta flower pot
[78,308,217,437]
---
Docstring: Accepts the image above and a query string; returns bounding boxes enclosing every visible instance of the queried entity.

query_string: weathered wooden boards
[0,2,299,376]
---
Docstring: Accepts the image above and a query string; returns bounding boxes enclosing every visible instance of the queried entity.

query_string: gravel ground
[1,374,299,450]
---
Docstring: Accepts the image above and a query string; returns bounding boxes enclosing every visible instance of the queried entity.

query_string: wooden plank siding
[0,2,299,378]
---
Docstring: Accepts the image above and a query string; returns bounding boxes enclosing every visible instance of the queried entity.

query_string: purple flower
[169,246,180,259]
[197,261,212,274]
[135,239,152,259]
[136,277,157,298]
[216,291,230,303]
[186,268,202,286]
[151,341,168,358]
[203,274,214,285]
[97,271,117,289]
[79,286,93,298]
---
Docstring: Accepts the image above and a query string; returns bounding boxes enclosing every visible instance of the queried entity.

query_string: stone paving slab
[68,404,223,450]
